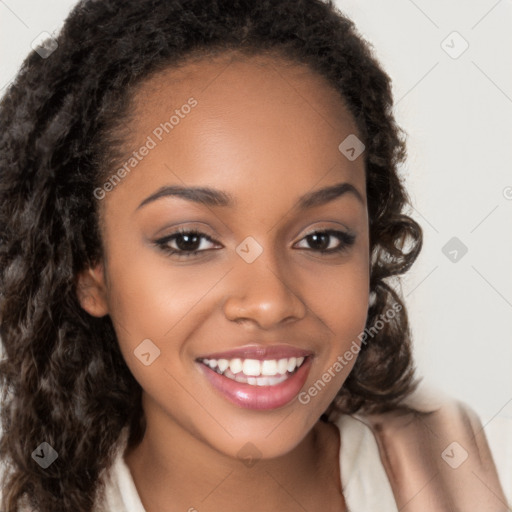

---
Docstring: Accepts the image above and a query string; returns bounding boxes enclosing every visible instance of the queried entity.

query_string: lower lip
[198,358,312,410]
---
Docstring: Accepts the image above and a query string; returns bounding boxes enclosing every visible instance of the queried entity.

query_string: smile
[198,356,306,386]
[196,345,313,410]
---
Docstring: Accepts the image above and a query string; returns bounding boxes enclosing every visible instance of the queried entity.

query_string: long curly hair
[0,0,422,509]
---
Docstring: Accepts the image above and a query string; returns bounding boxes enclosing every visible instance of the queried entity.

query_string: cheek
[102,245,220,384]
[320,272,368,325]
[305,248,370,339]
[299,248,369,401]
[105,246,218,335]
[103,259,210,412]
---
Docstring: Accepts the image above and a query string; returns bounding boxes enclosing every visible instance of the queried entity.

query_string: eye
[154,228,356,259]
[294,229,356,254]
[154,229,221,258]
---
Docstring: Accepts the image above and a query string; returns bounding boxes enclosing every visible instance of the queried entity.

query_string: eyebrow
[136,181,364,211]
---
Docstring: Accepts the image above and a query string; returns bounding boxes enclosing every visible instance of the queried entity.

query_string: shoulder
[362,385,483,434]
[350,387,507,511]
[93,426,146,512]
[329,413,398,511]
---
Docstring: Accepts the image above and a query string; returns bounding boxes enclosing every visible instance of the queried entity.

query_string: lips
[196,345,313,410]
[198,345,312,361]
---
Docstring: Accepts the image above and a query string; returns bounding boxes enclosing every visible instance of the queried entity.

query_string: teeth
[277,358,288,374]
[261,359,277,376]
[256,377,268,386]
[234,373,246,383]
[200,355,307,384]
[287,357,297,373]
[229,358,243,374]
[217,359,229,372]
[229,373,289,386]
[243,359,261,376]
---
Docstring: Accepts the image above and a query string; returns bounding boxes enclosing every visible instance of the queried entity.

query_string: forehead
[107,51,365,209]
[132,51,360,140]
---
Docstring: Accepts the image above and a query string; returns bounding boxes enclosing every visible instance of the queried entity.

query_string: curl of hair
[0,0,422,509]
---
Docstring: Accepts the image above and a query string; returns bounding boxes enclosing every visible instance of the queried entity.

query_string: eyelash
[154,227,356,258]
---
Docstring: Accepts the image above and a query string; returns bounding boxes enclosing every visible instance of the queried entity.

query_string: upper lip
[196,344,313,361]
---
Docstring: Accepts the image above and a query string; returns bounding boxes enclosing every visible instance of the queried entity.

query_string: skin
[78,52,369,511]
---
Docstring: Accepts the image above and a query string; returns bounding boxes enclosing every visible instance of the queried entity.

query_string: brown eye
[294,229,356,253]
[155,229,220,257]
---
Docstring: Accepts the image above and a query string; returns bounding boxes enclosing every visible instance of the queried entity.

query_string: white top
[94,414,398,511]
[3,389,507,510]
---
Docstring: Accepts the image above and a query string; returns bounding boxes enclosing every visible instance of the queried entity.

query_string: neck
[123,396,344,511]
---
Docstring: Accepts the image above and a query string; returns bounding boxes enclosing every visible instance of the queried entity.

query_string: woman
[0,0,505,510]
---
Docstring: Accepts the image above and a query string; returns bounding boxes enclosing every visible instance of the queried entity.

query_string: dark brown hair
[0,0,421,509]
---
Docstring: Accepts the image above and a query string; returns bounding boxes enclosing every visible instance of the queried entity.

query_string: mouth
[196,346,313,410]
[200,355,307,385]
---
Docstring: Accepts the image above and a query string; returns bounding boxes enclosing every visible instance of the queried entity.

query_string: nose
[222,250,307,329]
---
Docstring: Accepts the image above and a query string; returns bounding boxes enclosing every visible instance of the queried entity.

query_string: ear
[76,262,109,317]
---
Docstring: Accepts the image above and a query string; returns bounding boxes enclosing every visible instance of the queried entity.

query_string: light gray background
[1,0,511,501]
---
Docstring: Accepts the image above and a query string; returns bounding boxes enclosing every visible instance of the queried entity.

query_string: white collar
[95,415,398,512]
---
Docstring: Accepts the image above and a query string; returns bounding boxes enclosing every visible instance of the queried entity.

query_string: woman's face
[79,53,369,459]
